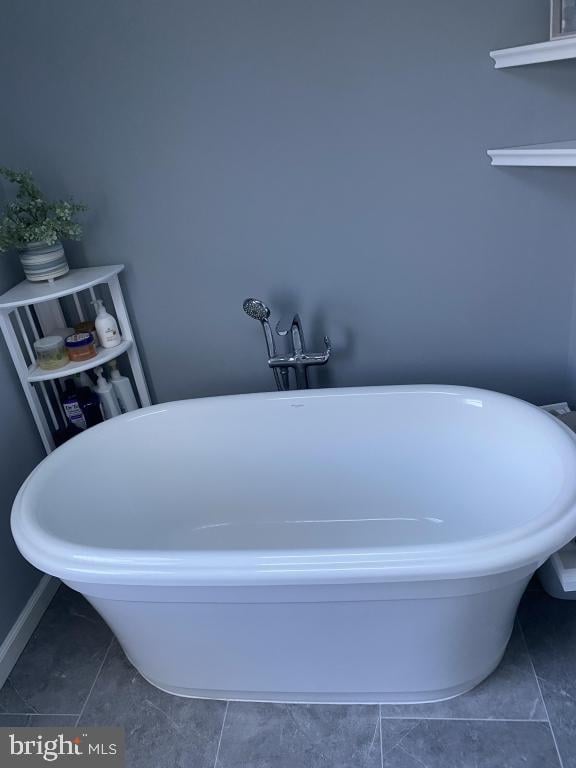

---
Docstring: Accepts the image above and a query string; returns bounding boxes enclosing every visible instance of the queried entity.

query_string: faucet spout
[276,313,305,357]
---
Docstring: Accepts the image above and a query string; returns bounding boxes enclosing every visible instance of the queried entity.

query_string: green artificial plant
[0,168,86,251]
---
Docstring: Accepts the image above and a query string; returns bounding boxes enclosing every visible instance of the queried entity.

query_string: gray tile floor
[0,583,573,767]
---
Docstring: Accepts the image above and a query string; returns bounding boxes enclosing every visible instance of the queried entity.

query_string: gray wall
[0,289,44,642]
[3,0,576,405]
[0,0,576,393]
[0,120,45,641]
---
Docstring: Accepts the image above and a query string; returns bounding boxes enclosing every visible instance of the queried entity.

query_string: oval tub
[11,385,576,704]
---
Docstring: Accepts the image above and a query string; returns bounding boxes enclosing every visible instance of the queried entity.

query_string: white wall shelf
[488,140,576,166]
[491,37,576,68]
[0,265,151,453]
[27,339,132,382]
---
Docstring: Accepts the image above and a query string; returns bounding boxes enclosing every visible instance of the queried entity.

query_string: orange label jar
[75,321,99,346]
[65,332,97,362]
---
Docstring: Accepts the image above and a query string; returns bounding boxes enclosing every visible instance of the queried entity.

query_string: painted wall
[2,0,576,410]
[0,125,45,641]
[0,307,45,644]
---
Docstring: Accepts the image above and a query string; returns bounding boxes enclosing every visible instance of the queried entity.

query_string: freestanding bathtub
[11,385,576,703]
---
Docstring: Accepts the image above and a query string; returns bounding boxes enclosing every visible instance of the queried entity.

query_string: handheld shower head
[243,297,287,390]
[243,298,271,322]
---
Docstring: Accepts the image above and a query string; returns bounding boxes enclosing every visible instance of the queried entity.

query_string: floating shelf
[491,37,576,68]
[27,339,132,383]
[488,140,576,166]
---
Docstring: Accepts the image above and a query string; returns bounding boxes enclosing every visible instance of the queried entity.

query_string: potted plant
[0,168,86,282]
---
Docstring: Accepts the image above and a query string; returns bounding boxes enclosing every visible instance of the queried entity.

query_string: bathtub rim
[11,385,576,589]
[62,562,536,602]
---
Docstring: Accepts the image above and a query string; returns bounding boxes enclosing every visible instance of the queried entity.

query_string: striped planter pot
[18,241,69,282]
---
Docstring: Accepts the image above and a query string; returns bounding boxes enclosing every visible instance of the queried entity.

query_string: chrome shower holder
[243,298,331,391]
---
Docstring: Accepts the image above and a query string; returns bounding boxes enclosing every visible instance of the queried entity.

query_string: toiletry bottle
[61,379,88,430]
[91,299,121,348]
[75,371,95,391]
[53,422,83,447]
[74,373,103,427]
[108,360,138,412]
[94,366,121,419]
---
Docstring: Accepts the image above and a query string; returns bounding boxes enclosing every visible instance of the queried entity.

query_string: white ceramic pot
[18,241,69,282]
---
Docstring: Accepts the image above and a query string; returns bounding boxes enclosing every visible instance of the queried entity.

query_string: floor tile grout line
[379,715,549,722]
[398,743,428,768]
[212,700,229,768]
[381,718,423,764]
[74,637,114,727]
[0,713,81,718]
[4,680,42,717]
[518,620,565,768]
[379,705,384,768]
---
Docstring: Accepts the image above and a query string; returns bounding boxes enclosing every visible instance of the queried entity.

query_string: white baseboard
[0,575,59,689]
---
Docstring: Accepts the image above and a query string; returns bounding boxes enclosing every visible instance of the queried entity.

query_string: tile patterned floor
[0,583,573,767]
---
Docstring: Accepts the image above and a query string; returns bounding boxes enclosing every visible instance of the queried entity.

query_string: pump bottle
[108,360,138,412]
[92,299,121,348]
[94,367,121,419]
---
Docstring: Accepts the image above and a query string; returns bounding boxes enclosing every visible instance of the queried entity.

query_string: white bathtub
[11,386,576,703]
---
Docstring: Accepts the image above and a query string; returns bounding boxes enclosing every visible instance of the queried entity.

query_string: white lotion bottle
[94,366,121,419]
[92,299,121,348]
[108,360,138,412]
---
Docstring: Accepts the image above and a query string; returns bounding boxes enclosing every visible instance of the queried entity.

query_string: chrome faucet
[271,312,331,390]
[243,299,331,390]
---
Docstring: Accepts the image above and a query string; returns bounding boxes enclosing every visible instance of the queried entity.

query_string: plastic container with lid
[75,321,99,347]
[65,332,97,362]
[33,336,69,371]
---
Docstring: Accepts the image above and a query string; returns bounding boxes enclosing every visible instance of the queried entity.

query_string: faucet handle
[299,336,331,366]
[323,335,331,357]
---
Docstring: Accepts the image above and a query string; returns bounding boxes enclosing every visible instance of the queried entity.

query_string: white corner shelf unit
[491,36,576,68]
[540,542,576,599]
[487,140,576,166]
[0,265,151,454]
[27,339,133,382]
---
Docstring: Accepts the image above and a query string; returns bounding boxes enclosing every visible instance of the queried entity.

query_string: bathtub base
[74,569,531,705]
[136,651,506,704]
